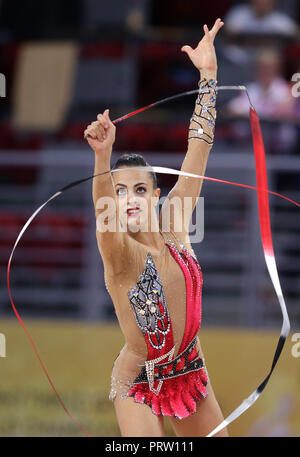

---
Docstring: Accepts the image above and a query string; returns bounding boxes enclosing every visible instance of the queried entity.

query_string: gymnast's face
[113,168,160,233]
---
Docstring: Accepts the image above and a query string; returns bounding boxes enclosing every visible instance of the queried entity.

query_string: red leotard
[108,230,209,419]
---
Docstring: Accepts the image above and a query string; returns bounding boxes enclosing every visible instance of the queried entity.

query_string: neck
[129,218,165,250]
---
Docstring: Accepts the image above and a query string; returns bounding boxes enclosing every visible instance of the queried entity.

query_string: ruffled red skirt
[127,366,209,419]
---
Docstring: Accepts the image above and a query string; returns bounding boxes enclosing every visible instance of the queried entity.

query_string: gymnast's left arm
[161,19,224,231]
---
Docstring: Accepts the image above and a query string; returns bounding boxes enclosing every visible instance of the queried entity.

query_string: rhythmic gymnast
[84,18,228,437]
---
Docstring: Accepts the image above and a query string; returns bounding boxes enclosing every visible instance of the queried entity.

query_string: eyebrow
[115,182,148,187]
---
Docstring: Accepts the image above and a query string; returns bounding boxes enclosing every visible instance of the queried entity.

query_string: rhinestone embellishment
[128,252,171,350]
[188,77,217,145]
[145,345,175,395]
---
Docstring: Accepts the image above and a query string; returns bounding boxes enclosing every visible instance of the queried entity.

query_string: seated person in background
[227,48,294,120]
[225,48,297,154]
[224,0,298,38]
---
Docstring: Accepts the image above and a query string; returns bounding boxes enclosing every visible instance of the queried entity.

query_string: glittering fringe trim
[124,367,209,419]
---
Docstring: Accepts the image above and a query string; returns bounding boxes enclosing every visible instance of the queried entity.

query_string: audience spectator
[228,48,294,119]
[225,48,297,153]
[224,0,298,38]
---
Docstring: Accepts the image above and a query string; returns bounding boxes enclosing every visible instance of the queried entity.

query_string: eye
[136,187,146,193]
[116,187,127,196]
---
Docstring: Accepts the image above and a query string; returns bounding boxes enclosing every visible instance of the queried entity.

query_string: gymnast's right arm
[84,109,124,265]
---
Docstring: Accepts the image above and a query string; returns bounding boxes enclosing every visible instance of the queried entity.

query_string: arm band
[188,77,217,145]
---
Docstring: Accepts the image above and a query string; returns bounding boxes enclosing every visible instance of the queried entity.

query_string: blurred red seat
[80,41,125,59]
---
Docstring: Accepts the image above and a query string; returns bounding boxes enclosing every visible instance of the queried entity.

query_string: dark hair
[111,153,158,189]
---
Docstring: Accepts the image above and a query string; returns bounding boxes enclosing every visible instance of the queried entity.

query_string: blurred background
[0,0,300,437]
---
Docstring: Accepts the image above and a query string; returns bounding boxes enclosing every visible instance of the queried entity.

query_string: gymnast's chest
[128,250,187,313]
[105,249,187,313]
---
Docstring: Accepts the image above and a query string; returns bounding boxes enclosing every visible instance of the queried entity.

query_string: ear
[155,187,161,199]
[153,187,161,207]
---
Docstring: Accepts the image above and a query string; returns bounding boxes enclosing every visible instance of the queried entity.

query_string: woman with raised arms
[84,18,228,437]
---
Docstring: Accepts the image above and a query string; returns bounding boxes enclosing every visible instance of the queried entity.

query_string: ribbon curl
[7,87,299,437]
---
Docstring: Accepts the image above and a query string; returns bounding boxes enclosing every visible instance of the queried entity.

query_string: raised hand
[84,109,116,155]
[181,18,224,72]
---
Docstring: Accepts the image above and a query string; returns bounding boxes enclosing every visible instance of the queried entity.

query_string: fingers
[84,109,111,140]
[84,121,97,139]
[93,121,105,140]
[209,18,224,41]
[203,24,211,41]
[181,45,194,56]
[183,18,224,54]
[84,123,105,141]
[103,108,111,123]
[97,112,109,128]
[86,135,98,147]
[97,109,113,135]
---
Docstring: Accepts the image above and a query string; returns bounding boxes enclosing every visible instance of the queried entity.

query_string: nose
[127,199,139,209]
[126,189,139,206]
